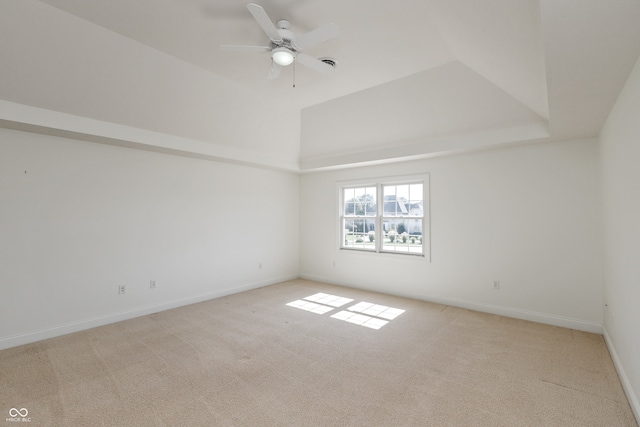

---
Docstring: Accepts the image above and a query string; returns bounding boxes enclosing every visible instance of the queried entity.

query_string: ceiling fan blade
[247,3,282,43]
[294,23,339,50]
[296,53,334,73]
[267,62,282,80]
[220,45,271,52]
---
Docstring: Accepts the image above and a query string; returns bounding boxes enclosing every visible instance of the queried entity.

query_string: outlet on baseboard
[118,285,126,295]
[492,280,500,290]
[150,280,156,289]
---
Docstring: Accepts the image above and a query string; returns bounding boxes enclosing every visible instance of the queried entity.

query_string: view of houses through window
[341,177,427,256]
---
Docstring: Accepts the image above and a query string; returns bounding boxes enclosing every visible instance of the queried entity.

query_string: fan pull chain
[293,60,296,88]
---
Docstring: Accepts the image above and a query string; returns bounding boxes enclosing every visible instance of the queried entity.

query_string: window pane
[344,201,355,216]
[344,188,355,204]
[382,218,423,254]
[409,183,423,203]
[382,183,423,218]
[343,219,376,250]
[344,186,376,217]
[364,197,376,216]
[396,185,409,202]
[383,185,396,199]
[383,185,407,217]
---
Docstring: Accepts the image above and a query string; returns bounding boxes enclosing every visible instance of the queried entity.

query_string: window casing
[339,176,429,257]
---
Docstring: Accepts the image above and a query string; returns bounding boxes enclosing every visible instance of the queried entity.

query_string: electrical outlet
[119,285,126,295]
[150,280,156,289]
[492,280,500,290]
[258,263,262,269]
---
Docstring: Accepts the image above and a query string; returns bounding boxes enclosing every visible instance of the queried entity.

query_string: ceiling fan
[220,3,339,80]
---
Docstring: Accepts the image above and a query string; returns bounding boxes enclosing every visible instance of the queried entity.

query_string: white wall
[0,128,299,349]
[300,138,603,331]
[600,55,640,421]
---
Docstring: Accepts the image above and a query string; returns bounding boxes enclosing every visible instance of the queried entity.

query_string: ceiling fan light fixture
[272,47,295,66]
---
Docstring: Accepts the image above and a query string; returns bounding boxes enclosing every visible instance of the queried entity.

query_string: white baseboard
[298,274,603,334]
[603,327,640,424]
[0,274,297,351]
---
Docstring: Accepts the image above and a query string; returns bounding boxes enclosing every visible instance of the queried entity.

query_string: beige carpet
[0,279,636,426]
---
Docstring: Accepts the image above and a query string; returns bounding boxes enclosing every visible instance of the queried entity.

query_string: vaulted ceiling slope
[1,0,639,172]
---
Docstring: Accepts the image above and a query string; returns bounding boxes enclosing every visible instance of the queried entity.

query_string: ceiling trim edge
[299,122,550,172]
[0,100,300,173]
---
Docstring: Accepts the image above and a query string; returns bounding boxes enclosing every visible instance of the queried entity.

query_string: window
[340,176,428,257]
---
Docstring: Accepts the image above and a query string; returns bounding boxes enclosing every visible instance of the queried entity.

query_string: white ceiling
[1,0,639,171]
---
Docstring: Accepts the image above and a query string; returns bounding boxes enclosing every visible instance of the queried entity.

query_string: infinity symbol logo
[9,408,28,417]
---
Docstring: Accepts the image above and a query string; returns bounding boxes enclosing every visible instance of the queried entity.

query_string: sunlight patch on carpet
[347,302,405,320]
[286,294,405,330]
[286,300,335,314]
[303,293,354,307]
[330,310,389,329]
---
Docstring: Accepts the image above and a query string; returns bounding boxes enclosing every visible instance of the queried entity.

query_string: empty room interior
[1,0,640,425]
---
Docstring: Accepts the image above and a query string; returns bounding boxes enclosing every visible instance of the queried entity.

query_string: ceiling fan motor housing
[272,25,297,66]
[277,33,295,50]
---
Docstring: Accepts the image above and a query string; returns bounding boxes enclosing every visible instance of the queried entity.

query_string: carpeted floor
[0,279,636,426]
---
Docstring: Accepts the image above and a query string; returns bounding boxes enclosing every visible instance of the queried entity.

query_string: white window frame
[338,174,430,259]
